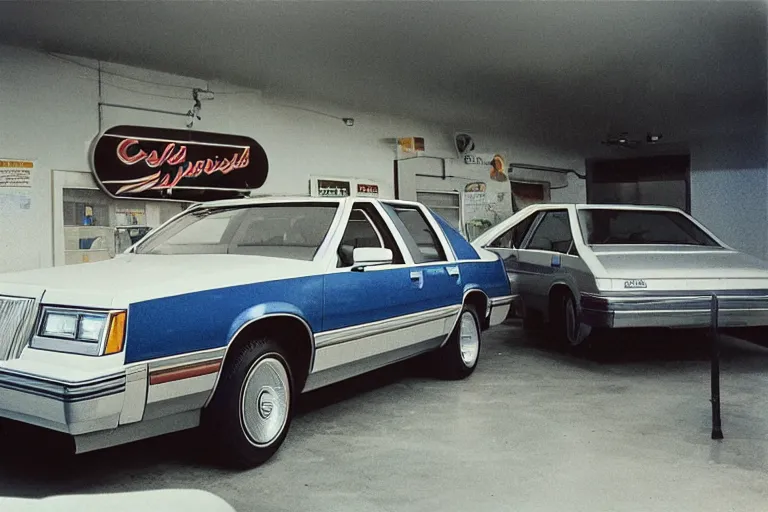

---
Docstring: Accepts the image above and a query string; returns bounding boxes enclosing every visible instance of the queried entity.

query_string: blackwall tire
[202,337,294,469]
[554,293,591,350]
[432,305,481,380]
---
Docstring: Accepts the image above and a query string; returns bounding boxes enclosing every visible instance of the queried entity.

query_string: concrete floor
[3,322,768,511]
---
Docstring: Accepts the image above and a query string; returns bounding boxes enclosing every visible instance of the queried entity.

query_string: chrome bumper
[0,368,126,435]
[581,292,768,329]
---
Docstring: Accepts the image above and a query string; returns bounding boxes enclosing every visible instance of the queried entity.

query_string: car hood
[0,254,319,308]
[591,245,768,280]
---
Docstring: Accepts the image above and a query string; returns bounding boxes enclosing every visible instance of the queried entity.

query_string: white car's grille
[0,296,37,361]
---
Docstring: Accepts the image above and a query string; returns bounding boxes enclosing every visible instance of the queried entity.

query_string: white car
[0,196,512,467]
[472,203,768,346]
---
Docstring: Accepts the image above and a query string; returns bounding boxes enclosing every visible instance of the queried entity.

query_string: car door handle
[445,266,460,277]
[410,270,422,281]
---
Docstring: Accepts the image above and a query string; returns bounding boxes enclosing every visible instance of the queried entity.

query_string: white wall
[0,45,581,272]
[690,131,768,258]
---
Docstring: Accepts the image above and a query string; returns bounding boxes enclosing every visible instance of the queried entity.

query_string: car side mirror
[351,247,393,271]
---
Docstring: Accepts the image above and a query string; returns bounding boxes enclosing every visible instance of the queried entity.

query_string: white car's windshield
[578,208,720,247]
[136,203,339,260]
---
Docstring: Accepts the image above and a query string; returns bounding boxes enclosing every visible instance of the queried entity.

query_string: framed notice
[316,179,351,197]
[357,183,379,197]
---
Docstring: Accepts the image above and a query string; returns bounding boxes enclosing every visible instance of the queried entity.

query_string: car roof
[517,203,685,213]
[190,195,423,209]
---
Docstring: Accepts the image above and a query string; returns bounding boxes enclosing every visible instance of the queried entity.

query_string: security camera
[342,118,354,127]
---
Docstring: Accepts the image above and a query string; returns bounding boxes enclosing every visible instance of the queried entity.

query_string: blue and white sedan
[0,196,512,467]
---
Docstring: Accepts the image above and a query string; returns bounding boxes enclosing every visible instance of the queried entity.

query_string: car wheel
[432,304,481,380]
[203,337,294,468]
[551,292,590,349]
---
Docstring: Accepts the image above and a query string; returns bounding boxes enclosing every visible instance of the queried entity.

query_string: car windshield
[135,203,339,260]
[577,208,720,247]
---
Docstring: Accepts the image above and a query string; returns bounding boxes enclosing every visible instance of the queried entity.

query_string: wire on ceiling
[84,77,196,100]
[49,52,259,95]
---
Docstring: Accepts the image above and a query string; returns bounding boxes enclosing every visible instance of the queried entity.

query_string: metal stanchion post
[710,294,724,440]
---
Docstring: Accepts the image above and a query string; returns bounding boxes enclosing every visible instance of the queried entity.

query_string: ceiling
[0,0,765,153]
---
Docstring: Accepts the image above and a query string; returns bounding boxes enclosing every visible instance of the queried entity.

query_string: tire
[431,305,481,380]
[202,337,294,469]
[552,292,591,349]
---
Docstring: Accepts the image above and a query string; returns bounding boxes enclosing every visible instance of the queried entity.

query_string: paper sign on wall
[0,159,33,210]
[0,159,33,188]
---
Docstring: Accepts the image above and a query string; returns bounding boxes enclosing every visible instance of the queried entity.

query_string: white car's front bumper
[0,367,127,435]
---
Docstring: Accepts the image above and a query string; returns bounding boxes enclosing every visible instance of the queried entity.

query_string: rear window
[577,209,720,247]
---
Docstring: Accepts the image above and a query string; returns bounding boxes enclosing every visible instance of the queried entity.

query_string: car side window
[381,204,447,264]
[337,204,405,268]
[524,210,574,254]
[490,214,537,249]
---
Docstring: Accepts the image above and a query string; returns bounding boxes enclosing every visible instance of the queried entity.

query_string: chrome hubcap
[240,357,290,447]
[459,311,480,367]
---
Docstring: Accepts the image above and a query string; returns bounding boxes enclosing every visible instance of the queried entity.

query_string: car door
[515,208,580,314]
[484,211,539,310]
[378,202,463,321]
[316,201,460,387]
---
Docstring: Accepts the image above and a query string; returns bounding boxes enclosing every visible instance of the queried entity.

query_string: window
[382,203,447,263]
[525,210,574,254]
[336,209,383,267]
[416,191,461,231]
[136,203,339,261]
[577,209,720,246]
[162,210,237,245]
[490,214,537,249]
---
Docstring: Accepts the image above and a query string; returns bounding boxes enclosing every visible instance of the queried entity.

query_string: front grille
[0,296,37,361]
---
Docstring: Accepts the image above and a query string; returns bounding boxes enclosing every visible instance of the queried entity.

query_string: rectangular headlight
[40,311,80,339]
[32,307,125,356]
[78,314,107,342]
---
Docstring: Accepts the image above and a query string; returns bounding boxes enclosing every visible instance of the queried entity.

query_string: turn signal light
[104,311,126,355]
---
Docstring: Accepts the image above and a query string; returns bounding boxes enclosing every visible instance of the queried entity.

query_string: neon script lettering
[115,139,251,192]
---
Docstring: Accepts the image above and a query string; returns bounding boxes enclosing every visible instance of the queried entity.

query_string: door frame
[585,154,692,213]
[51,170,102,267]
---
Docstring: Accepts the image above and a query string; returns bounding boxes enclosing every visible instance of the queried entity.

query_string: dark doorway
[586,154,691,212]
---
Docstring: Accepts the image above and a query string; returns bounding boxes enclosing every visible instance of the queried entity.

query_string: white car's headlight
[32,307,126,356]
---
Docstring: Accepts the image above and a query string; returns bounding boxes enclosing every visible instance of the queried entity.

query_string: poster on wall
[489,154,508,182]
[0,158,33,210]
[90,125,269,202]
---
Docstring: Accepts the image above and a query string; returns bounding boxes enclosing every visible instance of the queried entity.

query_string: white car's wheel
[431,304,481,380]
[560,294,591,348]
[203,338,294,468]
